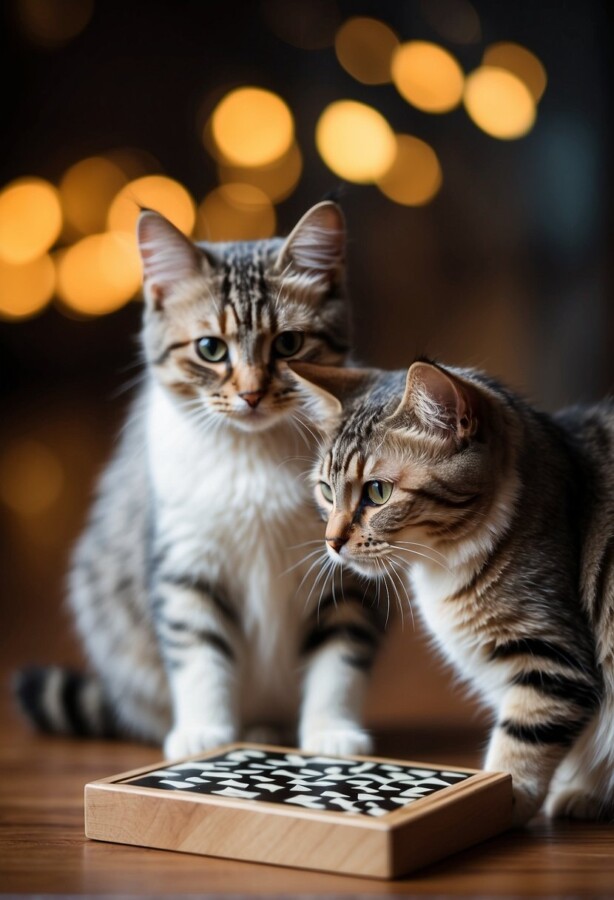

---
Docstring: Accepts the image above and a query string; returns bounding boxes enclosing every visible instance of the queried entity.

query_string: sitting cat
[290,358,613,823]
[16,202,385,759]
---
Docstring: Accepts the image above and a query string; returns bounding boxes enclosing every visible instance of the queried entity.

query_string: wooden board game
[85,743,513,879]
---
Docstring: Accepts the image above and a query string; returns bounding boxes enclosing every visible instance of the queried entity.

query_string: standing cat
[17,202,385,758]
[290,358,613,823]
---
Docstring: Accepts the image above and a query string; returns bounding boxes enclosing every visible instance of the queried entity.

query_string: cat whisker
[281,546,325,577]
[392,540,449,563]
[389,543,452,573]
[388,557,415,630]
[382,557,404,628]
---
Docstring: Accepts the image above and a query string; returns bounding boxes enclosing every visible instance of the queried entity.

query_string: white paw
[301,725,373,757]
[163,724,236,760]
[546,788,606,821]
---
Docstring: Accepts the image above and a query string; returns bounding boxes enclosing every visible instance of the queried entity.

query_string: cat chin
[224,409,286,433]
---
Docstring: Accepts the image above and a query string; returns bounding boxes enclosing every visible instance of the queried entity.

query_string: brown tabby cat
[289,358,614,824]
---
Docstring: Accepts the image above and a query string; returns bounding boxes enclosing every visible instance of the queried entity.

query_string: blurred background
[1,0,611,735]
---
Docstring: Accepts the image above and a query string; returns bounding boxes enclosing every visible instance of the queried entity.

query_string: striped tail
[14,666,117,738]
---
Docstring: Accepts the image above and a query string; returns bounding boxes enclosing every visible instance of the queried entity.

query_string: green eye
[274,331,304,358]
[319,481,334,503]
[365,480,393,505]
[196,337,228,363]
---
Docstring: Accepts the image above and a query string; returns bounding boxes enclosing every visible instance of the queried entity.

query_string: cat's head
[290,360,518,575]
[137,201,349,432]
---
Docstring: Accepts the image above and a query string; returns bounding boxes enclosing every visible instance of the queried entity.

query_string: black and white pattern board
[125,747,472,817]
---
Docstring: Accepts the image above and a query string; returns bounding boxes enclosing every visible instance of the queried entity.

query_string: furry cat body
[291,360,613,823]
[17,204,384,758]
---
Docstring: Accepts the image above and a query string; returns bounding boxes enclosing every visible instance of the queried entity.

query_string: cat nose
[326,535,348,554]
[239,390,265,409]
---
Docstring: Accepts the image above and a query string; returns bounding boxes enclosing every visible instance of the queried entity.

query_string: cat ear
[137,210,205,309]
[275,201,345,285]
[288,361,374,421]
[388,362,480,441]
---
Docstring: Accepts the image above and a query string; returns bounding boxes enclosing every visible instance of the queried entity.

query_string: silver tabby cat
[290,359,614,824]
[17,202,384,759]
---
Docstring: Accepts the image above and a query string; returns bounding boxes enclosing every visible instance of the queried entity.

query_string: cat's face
[137,203,349,432]
[291,361,507,576]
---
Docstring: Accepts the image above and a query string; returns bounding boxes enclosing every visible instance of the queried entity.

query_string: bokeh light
[0,439,64,518]
[60,156,127,236]
[316,101,396,183]
[0,178,62,265]
[218,141,303,203]
[420,0,481,45]
[483,42,547,102]
[56,232,142,316]
[107,175,196,236]
[392,41,464,113]
[0,255,55,321]
[196,185,276,242]
[105,147,160,180]
[377,135,442,206]
[210,88,294,168]
[464,66,536,139]
[334,17,399,85]
[15,0,94,47]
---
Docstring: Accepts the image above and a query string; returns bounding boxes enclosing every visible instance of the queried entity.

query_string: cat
[16,202,385,759]
[288,358,613,824]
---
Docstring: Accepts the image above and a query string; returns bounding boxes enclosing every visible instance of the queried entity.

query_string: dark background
[1,0,611,731]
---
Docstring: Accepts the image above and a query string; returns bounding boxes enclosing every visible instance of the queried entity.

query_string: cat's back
[554,401,614,637]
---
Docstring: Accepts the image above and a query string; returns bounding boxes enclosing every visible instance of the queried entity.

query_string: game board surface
[123,746,472,817]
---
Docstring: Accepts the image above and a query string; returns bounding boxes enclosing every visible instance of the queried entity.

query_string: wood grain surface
[1,685,613,895]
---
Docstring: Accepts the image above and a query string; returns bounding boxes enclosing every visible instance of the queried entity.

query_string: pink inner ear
[137,212,202,304]
[406,362,476,437]
[277,202,345,276]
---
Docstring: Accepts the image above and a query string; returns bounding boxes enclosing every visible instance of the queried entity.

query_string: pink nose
[240,391,264,409]
[326,536,348,553]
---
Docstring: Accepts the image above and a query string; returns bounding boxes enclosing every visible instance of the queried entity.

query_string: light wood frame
[85,742,512,879]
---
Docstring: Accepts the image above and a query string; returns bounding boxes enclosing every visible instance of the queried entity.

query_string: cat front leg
[298,591,382,756]
[484,672,598,825]
[152,574,240,758]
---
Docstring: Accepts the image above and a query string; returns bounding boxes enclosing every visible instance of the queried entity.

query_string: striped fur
[16,203,384,758]
[296,359,614,824]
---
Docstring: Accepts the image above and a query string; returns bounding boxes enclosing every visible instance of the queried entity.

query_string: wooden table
[1,689,613,896]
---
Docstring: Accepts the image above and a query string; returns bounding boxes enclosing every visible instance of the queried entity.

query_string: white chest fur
[410,562,509,708]
[146,384,325,717]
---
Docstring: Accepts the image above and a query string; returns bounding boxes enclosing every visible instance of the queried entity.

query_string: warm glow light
[105,147,160,180]
[196,185,276,242]
[483,42,547,102]
[56,232,142,316]
[218,142,303,203]
[0,178,62,264]
[60,156,127,236]
[464,66,536,139]
[107,176,196,236]
[210,88,294,167]
[392,41,464,113]
[377,135,442,206]
[0,255,55,321]
[335,17,399,85]
[316,101,396,183]
[0,439,64,518]
[16,0,94,47]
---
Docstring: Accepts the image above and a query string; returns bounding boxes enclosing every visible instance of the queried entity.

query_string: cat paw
[301,726,373,757]
[163,724,236,759]
[546,789,607,821]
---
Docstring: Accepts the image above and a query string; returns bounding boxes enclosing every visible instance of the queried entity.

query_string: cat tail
[13,666,117,738]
